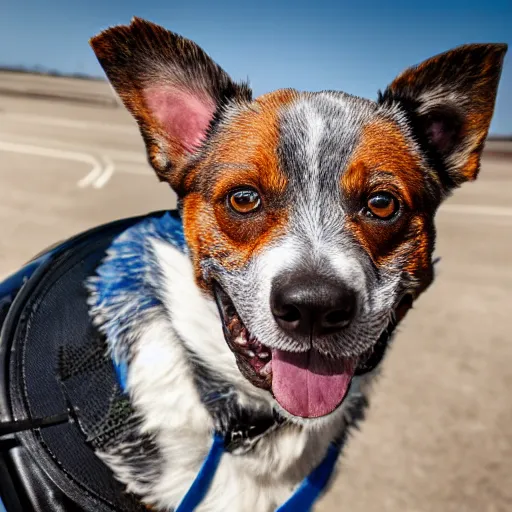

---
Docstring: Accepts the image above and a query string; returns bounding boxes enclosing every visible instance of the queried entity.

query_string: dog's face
[91,19,506,419]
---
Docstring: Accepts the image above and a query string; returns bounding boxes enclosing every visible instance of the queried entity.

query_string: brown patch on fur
[342,118,425,209]
[402,216,435,296]
[182,90,299,288]
[462,150,482,182]
[342,117,433,286]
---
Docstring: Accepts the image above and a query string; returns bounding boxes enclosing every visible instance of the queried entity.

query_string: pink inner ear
[144,86,216,153]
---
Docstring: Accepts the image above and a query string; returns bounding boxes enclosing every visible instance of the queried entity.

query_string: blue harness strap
[171,434,339,512]
[174,434,225,512]
[114,359,129,392]
[276,442,340,512]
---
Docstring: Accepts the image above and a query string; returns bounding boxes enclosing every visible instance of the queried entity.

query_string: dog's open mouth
[214,283,412,419]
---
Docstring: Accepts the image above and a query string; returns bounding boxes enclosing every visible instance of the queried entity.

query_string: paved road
[1,72,511,512]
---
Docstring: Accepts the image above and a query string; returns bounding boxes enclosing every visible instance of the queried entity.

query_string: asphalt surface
[1,72,511,512]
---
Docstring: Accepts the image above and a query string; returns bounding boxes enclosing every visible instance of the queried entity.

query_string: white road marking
[0,137,149,186]
[93,156,115,188]
[2,112,135,134]
[77,164,104,188]
[0,131,147,164]
[0,140,104,188]
[441,204,512,218]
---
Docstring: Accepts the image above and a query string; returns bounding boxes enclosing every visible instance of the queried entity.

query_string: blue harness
[173,433,342,512]
[1,212,344,512]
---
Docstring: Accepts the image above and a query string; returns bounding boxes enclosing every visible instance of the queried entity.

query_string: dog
[84,17,507,511]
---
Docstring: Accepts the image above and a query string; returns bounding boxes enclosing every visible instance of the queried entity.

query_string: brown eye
[228,188,261,214]
[365,192,399,220]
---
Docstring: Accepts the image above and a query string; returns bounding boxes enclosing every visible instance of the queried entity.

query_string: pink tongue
[271,349,355,418]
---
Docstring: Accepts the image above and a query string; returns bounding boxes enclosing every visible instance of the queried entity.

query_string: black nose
[270,274,357,337]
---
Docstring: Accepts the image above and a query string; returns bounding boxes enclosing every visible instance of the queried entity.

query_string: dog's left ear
[379,43,507,187]
[90,17,252,192]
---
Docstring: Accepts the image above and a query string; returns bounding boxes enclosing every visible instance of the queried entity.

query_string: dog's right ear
[90,17,252,192]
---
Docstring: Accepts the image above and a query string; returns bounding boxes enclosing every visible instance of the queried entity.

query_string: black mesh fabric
[58,336,139,451]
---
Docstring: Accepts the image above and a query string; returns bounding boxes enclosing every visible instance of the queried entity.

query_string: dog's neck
[87,213,372,510]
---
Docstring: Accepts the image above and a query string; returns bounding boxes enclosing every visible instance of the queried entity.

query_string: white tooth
[246,350,255,358]
[260,361,272,376]
[258,352,270,360]
[235,336,247,346]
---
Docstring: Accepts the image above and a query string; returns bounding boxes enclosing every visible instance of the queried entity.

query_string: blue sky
[2,0,511,134]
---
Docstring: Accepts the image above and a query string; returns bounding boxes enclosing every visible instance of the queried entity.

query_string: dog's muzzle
[214,272,413,420]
